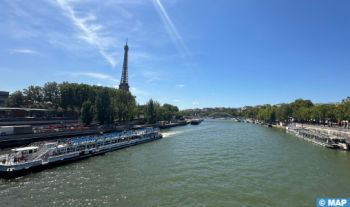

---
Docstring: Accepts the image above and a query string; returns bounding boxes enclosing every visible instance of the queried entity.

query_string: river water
[1,119,350,206]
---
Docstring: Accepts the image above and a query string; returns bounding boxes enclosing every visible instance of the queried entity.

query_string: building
[275,103,286,108]
[0,91,9,107]
[119,41,130,91]
[342,97,350,103]
[314,102,339,106]
[242,106,253,111]
[254,105,262,108]
[0,107,50,118]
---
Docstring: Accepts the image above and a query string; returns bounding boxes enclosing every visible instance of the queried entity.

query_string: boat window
[29,150,33,153]
[34,149,37,153]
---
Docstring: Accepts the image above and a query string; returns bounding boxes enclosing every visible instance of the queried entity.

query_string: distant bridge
[207,112,235,118]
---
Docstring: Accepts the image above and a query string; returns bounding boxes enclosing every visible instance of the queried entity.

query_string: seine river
[1,119,350,206]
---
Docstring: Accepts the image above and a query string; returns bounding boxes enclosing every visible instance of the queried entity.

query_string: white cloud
[172,100,179,101]
[59,72,109,79]
[142,71,161,83]
[130,87,149,95]
[9,49,37,54]
[97,83,102,86]
[52,0,117,67]
[56,71,119,85]
[192,101,199,104]
[152,0,190,58]
[176,84,185,87]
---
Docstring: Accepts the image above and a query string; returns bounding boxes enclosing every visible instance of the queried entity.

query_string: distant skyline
[1,0,349,110]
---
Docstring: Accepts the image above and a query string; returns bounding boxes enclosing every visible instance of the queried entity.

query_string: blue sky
[1,0,349,110]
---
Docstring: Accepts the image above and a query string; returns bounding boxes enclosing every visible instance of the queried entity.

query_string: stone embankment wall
[295,123,350,140]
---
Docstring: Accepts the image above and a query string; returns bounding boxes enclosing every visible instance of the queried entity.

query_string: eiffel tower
[119,40,130,91]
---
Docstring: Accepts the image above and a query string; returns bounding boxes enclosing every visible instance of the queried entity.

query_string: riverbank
[272,124,286,129]
[255,122,286,129]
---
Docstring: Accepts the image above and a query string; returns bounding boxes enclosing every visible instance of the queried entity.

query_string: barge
[286,126,348,150]
[0,128,162,177]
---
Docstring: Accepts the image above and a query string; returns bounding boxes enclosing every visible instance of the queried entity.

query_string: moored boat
[190,119,201,125]
[286,127,349,150]
[0,128,162,177]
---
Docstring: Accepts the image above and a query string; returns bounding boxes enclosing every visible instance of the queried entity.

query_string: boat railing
[27,144,51,161]
[4,154,17,166]
[3,129,161,164]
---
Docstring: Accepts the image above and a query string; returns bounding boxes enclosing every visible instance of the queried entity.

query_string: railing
[1,128,160,165]
[26,144,50,162]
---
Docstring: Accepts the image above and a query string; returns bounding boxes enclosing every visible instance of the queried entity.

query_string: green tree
[43,82,61,110]
[275,104,291,123]
[290,99,313,121]
[326,105,337,126]
[300,107,312,124]
[94,88,112,124]
[113,90,136,124]
[81,99,94,125]
[311,106,320,125]
[334,104,346,127]
[6,91,24,107]
[145,99,161,124]
[312,105,329,126]
[344,102,350,128]
[257,108,267,122]
[162,103,179,122]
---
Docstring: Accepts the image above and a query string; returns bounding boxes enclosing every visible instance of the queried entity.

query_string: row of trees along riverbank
[5,82,181,125]
[181,99,350,126]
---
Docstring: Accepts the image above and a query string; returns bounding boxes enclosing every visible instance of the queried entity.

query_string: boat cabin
[11,146,38,155]
[330,138,346,144]
[12,146,38,153]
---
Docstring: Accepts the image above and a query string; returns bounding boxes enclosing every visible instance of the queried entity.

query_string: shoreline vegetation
[180,99,350,127]
[5,82,181,125]
[5,82,350,128]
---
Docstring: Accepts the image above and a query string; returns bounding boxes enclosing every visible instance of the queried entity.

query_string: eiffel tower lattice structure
[119,40,130,91]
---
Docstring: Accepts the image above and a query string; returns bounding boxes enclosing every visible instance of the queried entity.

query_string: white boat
[0,128,162,176]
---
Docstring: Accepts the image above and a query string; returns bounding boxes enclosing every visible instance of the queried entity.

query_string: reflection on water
[1,119,350,206]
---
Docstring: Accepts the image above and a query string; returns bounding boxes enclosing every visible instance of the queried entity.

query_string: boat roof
[12,146,39,151]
